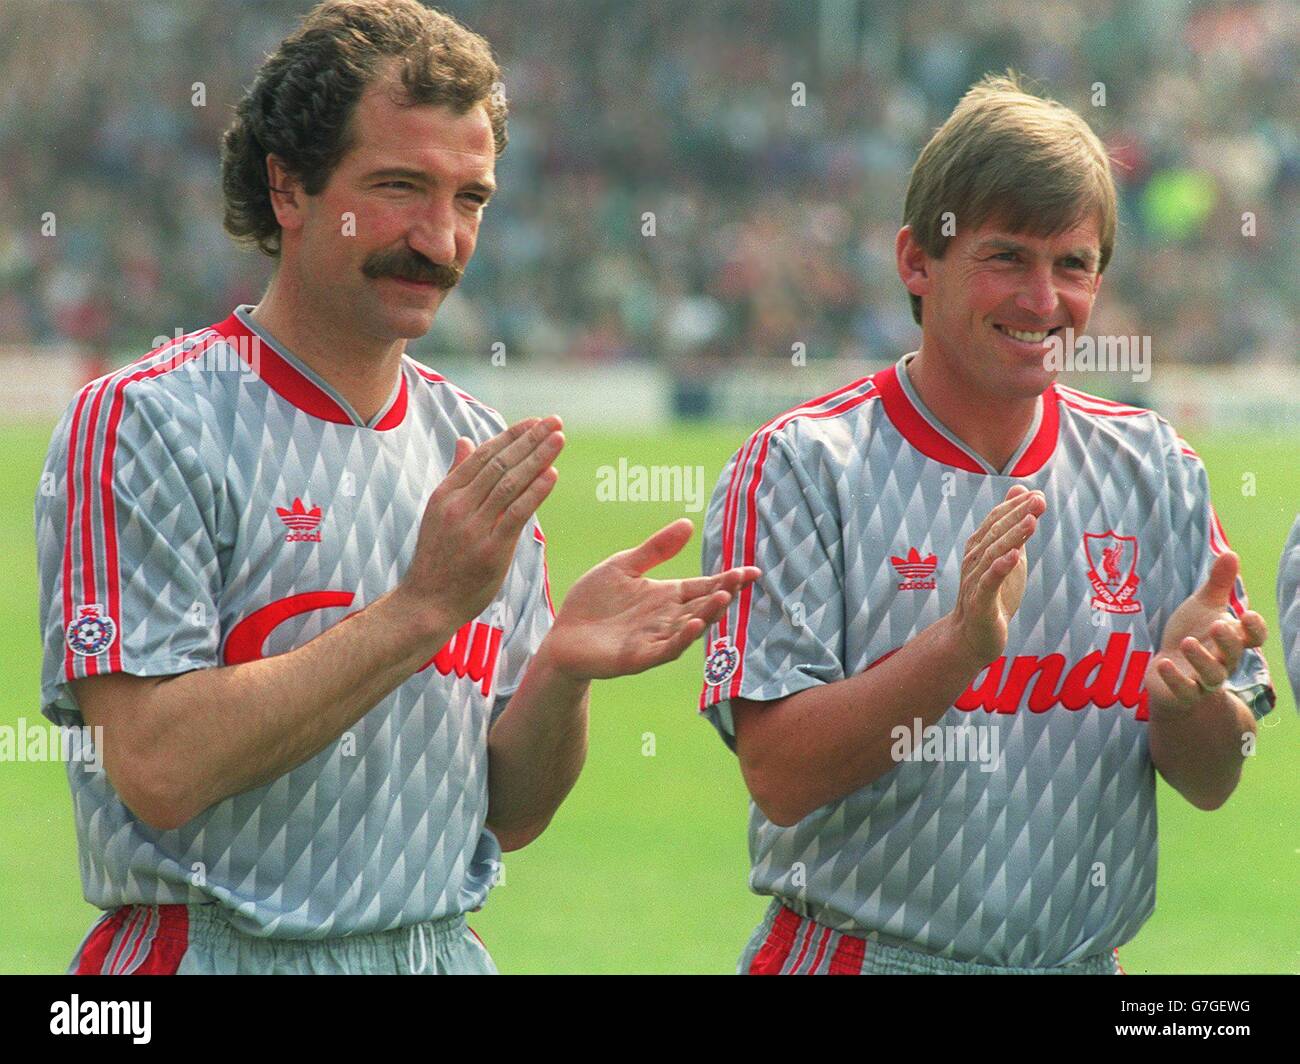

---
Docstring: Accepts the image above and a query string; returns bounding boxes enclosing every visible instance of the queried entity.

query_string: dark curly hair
[221,0,507,257]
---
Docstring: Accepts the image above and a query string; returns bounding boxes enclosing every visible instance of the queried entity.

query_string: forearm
[106,589,456,827]
[485,638,590,850]
[735,613,989,826]
[1148,689,1256,811]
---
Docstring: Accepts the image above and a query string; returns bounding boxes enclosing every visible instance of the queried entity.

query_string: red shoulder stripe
[64,332,213,680]
[720,386,879,702]
[720,377,873,574]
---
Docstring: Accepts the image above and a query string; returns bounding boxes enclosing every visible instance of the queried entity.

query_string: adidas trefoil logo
[890,546,937,591]
[276,497,323,543]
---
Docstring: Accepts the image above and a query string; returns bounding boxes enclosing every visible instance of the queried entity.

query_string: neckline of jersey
[217,306,409,431]
[870,353,1059,477]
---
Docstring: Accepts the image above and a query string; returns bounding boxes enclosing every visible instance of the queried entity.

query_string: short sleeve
[488,517,555,726]
[697,431,845,750]
[1164,437,1274,721]
[1278,515,1300,706]
[35,379,222,726]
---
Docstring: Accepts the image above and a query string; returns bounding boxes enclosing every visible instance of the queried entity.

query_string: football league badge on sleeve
[66,603,117,656]
[1083,532,1142,614]
[704,637,740,686]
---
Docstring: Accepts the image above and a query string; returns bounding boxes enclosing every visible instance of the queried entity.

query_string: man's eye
[462,193,487,207]
[993,252,1018,261]
[379,181,415,190]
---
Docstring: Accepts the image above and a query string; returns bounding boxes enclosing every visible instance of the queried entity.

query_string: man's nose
[407,199,459,269]
[1016,264,1059,320]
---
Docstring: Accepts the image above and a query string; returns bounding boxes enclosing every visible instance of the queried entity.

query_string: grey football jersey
[36,306,554,938]
[699,353,1273,967]
[1280,515,1300,703]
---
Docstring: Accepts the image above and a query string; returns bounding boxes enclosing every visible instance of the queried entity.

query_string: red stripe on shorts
[806,927,833,974]
[747,906,803,975]
[132,905,190,975]
[827,929,867,975]
[75,908,132,975]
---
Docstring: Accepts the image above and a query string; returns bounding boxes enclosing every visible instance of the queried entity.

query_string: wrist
[376,586,461,665]
[531,629,594,691]
[935,612,996,676]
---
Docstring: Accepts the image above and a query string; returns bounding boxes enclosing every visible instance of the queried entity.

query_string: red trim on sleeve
[63,332,212,680]
[702,382,877,707]
[62,385,94,681]
[76,379,111,676]
[720,377,871,574]
[724,388,879,701]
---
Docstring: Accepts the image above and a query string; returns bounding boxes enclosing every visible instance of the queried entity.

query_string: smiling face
[898,216,1104,400]
[275,75,497,344]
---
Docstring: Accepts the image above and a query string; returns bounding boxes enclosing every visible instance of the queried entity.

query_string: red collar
[870,361,1058,476]
[212,310,408,431]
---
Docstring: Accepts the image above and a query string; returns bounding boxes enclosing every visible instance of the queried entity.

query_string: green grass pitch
[1,419,1296,974]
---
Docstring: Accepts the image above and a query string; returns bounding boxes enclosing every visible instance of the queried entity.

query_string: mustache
[362,248,463,290]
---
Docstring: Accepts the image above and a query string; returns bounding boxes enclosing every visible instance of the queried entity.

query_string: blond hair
[902,71,1117,325]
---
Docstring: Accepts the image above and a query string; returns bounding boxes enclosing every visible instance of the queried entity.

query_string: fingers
[657,590,736,662]
[1179,636,1229,691]
[618,518,695,576]
[444,417,541,491]
[469,416,565,513]
[492,464,560,545]
[968,487,1044,548]
[657,586,738,651]
[966,504,1039,590]
[655,615,710,664]
[1240,610,1268,648]
[481,428,565,526]
[1156,657,1202,704]
[972,546,1021,606]
[1197,550,1240,606]
[675,566,762,602]
[965,492,1044,572]
[1207,619,1245,674]
[448,436,474,473]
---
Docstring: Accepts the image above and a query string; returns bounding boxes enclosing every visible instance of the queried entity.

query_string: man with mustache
[35,0,757,975]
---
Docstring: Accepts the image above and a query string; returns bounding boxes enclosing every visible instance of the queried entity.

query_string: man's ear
[265,155,306,237]
[895,225,932,301]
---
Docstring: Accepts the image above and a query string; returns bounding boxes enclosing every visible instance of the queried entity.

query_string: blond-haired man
[699,73,1272,975]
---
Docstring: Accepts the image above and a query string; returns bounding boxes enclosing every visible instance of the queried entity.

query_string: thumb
[619,518,695,575]
[449,436,474,472]
[1198,550,1239,605]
